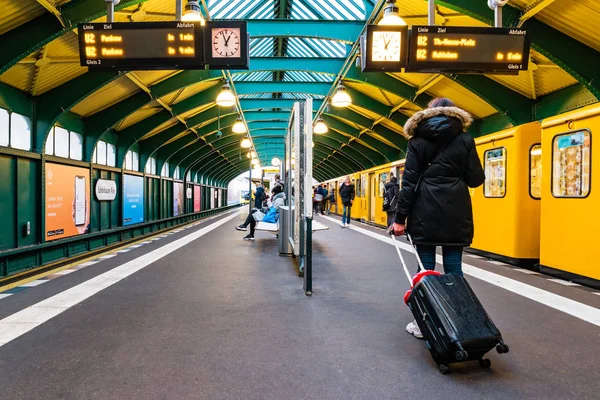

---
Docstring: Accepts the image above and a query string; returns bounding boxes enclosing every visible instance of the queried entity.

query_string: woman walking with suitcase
[390,97,485,339]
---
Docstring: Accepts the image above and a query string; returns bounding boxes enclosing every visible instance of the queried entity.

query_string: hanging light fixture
[232,117,246,134]
[271,157,281,167]
[314,118,328,134]
[240,138,252,148]
[251,158,258,166]
[331,83,352,107]
[378,0,407,26]
[246,152,251,158]
[216,83,236,107]
[182,1,205,24]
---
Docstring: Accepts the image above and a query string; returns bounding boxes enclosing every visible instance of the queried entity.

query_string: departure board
[407,26,530,73]
[77,22,204,70]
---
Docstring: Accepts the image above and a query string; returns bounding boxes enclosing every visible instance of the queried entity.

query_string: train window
[397,166,405,188]
[355,177,362,197]
[530,145,542,199]
[552,130,591,198]
[0,109,9,146]
[361,175,367,197]
[484,148,506,198]
[379,173,387,197]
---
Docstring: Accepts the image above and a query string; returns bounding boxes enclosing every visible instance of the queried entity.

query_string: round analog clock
[212,28,241,58]
[372,31,402,62]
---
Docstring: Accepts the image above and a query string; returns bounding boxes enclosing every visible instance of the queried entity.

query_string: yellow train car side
[539,104,600,287]
[470,123,542,266]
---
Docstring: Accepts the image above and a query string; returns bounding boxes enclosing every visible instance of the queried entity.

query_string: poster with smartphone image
[45,163,90,240]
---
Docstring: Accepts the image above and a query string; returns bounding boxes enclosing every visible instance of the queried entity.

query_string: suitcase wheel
[496,343,510,354]
[479,358,492,369]
[455,350,469,361]
[438,363,450,375]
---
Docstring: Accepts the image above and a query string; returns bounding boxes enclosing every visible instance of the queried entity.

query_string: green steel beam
[313,141,368,171]
[236,82,330,96]
[244,112,291,121]
[0,0,148,75]
[438,0,600,100]
[247,121,288,130]
[35,71,120,152]
[239,99,324,109]
[313,148,354,176]
[247,19,364,43]
[240,58,344,75]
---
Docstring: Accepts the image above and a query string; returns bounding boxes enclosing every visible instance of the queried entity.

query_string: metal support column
[248,164,252,214]
[105,0,115,23]
[176,0,183,21]
[428,0,436,25]
[495,6,503,28]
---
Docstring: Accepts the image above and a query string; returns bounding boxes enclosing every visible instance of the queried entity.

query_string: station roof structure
[1,0,599,184]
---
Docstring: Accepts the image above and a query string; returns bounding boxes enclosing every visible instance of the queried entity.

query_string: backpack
[262,206,278,223]
[383,186,397,212]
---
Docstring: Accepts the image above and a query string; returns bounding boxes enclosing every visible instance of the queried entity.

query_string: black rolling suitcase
[390,234,509,374]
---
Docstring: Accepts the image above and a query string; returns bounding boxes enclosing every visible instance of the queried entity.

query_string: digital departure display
[77,22,204,70]
[407,26,530,73]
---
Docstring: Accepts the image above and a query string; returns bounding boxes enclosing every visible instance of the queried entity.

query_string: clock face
[212,28,241,58]
[372,31,401,62]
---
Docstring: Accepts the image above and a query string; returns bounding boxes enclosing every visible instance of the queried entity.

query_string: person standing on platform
[320,185,329,215]
[339,176,355,228]
[390,97,485,339]
[383,176,400,228]
[274,174,284,191]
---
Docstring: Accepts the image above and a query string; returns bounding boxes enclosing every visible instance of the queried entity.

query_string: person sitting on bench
[235,185,286,241]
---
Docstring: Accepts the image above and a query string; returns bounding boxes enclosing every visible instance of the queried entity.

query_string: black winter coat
[394,107,485,246]
[339,183,355,206]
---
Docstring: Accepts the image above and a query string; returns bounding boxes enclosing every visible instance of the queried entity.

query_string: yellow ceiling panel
[390,72,432,89]
[426,79,498,119]
[0,64,35,92]
[113,0,176,22]
[134,70,181,87]
[179,103,214,120]
[345,81,393,106]
[0,0,46,36]
[46,31,79,58]
[349,105,379,123]
[115,101,163,131]
[71,76,142,117]
[379,119,405,133]
[35,63,87,95]
[169,80,221,106]
[512,0,600,52]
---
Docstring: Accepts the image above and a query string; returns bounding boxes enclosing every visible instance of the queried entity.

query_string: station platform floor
[1,207,599,400]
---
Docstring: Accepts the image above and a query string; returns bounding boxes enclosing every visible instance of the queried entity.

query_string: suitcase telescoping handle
[388,231,425,285]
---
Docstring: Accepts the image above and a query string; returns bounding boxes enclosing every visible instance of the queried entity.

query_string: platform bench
[255,220,329,233]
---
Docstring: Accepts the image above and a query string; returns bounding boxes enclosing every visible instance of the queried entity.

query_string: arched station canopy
[1,0,599,185]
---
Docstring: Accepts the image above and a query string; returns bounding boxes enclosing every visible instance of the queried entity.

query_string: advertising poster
[174,182,184,216]
[194,185,201,212]
[123,174,144,226]
[45,163,90,240]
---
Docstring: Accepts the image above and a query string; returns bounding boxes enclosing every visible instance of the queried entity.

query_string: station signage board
[78,22,205,70]
[406,26,530,73]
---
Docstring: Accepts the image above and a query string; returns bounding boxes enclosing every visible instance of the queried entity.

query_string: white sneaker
[406,321,424,339]
[341,223,346,228]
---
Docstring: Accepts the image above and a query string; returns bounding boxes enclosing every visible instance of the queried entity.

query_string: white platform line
[594,293,600,297]
[319,215,600,328]
[117,249,131,253]
[76,261,98,268]
[488,260,507,266]
[0,294,12,300]
[0,209,241,348]
[52,269,76,276]
[514,269,540,275]
[97,254,116,260]
[548,279,581,287]
[19,280,48,287]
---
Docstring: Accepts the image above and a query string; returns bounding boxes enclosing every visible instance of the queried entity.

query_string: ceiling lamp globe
[240,138,252,148]
[216,83,236,107]
[232,118,246,134]
[182,1,205,25]
[314,118,328,134]
[378,1,407,26]
[331,84,352,107]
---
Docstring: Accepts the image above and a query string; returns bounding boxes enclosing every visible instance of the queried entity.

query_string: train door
[369,173,377,220]
[359,173,367,220]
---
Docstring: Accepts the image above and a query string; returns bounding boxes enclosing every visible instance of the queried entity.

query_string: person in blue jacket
[254,185,266,209]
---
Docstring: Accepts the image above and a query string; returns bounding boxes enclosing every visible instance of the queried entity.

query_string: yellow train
[320,103,600,289]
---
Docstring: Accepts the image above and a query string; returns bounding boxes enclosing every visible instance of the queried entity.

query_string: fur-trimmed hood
[403,107,472,140]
